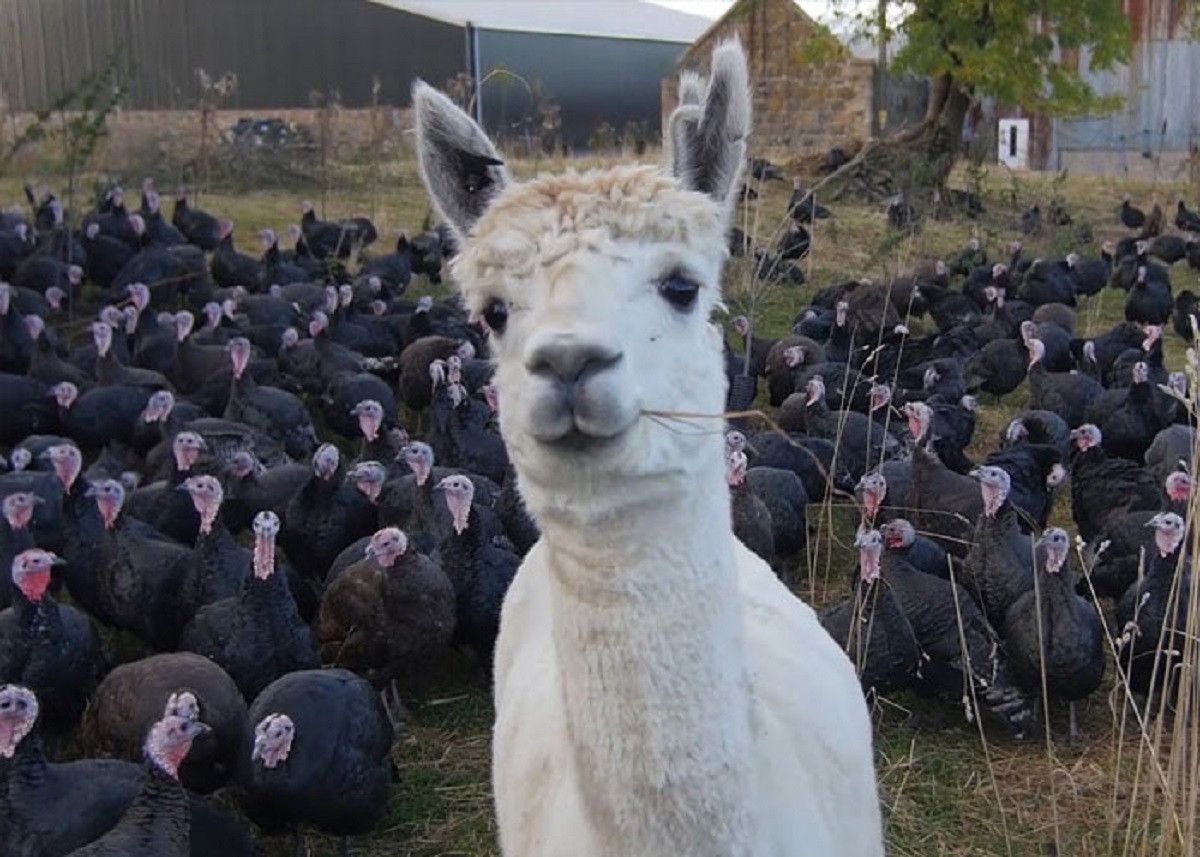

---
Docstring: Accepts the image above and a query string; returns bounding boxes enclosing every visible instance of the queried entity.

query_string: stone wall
[661,0,874,154]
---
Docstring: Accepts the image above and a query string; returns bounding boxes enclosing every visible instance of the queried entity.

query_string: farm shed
[0,0,465,111]
[663,0,923,155]
[1002,0,1199,176]
[0,0,710,151]
[375,0,711,152]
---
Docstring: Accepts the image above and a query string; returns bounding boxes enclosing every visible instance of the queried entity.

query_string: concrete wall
[661,0,874,154]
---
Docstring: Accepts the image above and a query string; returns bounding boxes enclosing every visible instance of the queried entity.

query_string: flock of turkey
[0,166,1198,854]
[723,176,1200,743]
[0,180,516,855]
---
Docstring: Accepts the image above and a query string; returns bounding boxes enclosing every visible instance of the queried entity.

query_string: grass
[4,145,1200,855]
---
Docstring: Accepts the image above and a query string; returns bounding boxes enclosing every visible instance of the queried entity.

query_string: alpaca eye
[658,273,699,310]
[481,299,509,334]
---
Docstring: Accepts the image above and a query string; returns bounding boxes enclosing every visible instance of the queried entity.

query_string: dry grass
[4,143,1199,855]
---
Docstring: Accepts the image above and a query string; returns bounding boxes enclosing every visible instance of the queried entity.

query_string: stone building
[662,0,877,154]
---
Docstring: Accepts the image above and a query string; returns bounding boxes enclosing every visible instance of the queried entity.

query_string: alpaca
[413,39,883,857]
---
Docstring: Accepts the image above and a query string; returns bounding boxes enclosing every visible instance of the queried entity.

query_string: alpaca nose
[525,335,622,384]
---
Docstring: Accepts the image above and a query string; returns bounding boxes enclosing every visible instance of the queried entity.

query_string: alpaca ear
[411,81,508,240]
[667,39,751,215]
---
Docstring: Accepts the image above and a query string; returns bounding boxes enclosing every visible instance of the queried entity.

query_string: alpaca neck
[539,462,757,854]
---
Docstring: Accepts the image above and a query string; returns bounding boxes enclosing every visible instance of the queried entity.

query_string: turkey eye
[658,273,699,310]
[481,299,509,334]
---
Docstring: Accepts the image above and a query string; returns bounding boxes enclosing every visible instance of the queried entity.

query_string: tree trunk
[823,73,971,203]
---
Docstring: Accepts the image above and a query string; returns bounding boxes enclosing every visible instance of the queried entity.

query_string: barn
[663,0,927,156]
[1023,0,1200,177]
[0,0,710,152]
[375,0,711,152]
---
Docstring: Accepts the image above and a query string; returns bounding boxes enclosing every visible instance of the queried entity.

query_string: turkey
[981,442,1064,532]
[90,479,193,649]
[963,336,1026,399]
[778,375,897,485]
[65,712,210,856]
[727,448,775,563]
[236,669,394,855]
[0,685,244,857]
[1119,195,1146,230]
[818,529,921,696]
[1124,266,1172,326]
[1114,512,1191,709]
[763,335,825,406]
[960,466,1035,631]
[1099,360,1166,462]
[903,403,984,557]
[0,491,37,611]
[300,201,376,260]
[280,444,379,582]
[178,510,319,701]
[172,191,221,251]
[1176,198,1200,232]
[0,548,105,733]
[224,337,317,461]
[1026,337,1102,428]
[1003,528,1105,741]
[82,653,248,795]
[1065,245,1114,297]
[316,526,457,719]
[1068,424,1161,543]
[874,524,1036,736]
[999,411,1070,460]
[210,221,264,290]
[743,459,809,566]
[434,474,519,678]
[879,518,955,580]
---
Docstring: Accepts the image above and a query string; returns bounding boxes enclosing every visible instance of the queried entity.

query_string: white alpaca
[413,40,883,857]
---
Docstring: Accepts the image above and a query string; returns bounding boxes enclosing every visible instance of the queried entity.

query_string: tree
[829,0,1137,190]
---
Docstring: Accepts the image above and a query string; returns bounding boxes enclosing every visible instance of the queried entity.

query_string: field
[3,133,1200,856]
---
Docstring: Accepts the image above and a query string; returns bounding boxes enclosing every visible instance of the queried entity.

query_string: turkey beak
[967,467,982,480]
[48,554,65,566]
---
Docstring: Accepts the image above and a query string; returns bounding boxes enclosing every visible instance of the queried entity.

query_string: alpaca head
[414,40,750,525]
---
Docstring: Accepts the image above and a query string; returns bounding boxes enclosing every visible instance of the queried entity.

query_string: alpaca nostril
[526,338,622,384]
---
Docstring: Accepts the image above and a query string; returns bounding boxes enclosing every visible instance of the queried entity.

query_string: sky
[647,0,840,26]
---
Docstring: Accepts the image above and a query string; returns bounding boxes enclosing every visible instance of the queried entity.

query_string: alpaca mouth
[540,426,628,453]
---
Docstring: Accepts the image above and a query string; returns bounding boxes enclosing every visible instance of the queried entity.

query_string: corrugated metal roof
[367,0,712,41]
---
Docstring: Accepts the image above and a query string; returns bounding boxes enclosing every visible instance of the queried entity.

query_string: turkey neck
[119,759,190,844]
[3,733,47,792]
[243,563,293,619]
[14,589,59,630]
[539,464,757,854]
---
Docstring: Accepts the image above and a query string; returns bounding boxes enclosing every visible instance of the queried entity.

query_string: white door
[997,119,1030,169]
